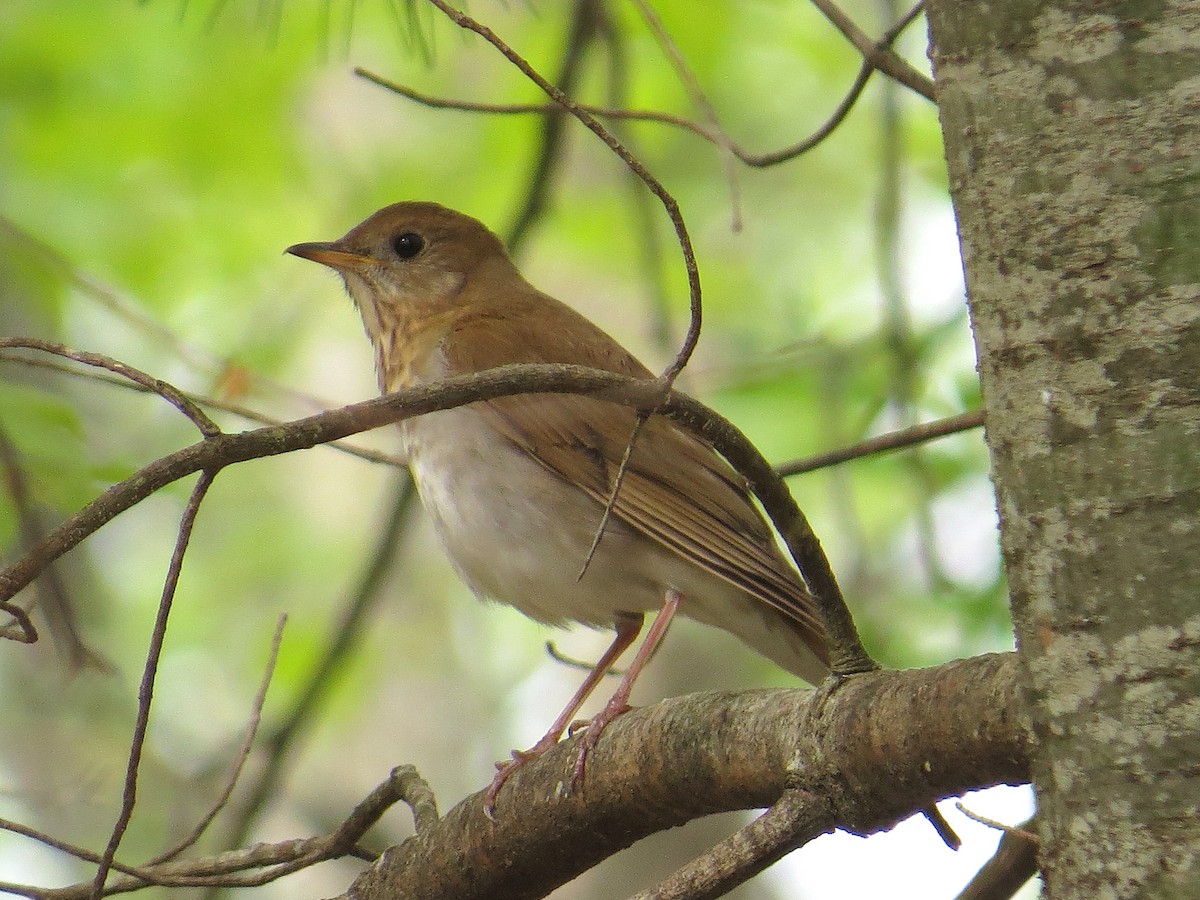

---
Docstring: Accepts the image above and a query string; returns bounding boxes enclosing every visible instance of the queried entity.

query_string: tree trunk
[926,3,1200,896]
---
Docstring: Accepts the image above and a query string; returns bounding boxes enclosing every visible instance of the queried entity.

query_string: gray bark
[926,2,1200,896]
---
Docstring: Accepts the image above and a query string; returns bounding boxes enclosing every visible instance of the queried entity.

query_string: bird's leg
[570,589,682,791]
[483,612,643,818]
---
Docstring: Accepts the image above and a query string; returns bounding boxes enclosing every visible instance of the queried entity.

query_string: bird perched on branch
[287,201,833,815]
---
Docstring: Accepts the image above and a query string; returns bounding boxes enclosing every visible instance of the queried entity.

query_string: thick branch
[343,653,1028,899]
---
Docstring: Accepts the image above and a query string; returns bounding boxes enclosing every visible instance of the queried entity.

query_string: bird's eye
[392,232,425,260]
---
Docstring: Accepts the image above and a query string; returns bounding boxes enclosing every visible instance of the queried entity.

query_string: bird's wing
[443,296,827,655]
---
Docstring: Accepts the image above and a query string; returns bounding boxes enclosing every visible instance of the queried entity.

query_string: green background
[0,1,1016,896]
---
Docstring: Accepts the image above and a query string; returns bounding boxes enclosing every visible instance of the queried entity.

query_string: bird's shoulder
[437,287,824,646]
[444,286,652,378]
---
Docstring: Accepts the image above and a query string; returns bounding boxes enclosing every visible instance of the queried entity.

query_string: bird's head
[287,201,515,340]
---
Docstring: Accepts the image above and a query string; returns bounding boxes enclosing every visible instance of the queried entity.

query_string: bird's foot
[483,735,560,820]
[484,700,635,819]
[568,700,632,792]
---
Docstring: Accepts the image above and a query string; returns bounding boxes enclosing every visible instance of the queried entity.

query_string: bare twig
[356,0,930,169]
[327,765,429,848]
[575,409,651,580]
[0,351,407,469]
[505,0,604,254]
[0,359,871,676]
[1,767,429,898]
[214,472,416,858]
[955,805,1039,843]
[775,409,984,477]
[0,815,201,886]
[628,788,829,900]
[628,0,742,230]
[393,764,440,834]
[0,598,37,644]
[421,0,702,385]
[91,469,217,898]
[0,339,219,437]
[545,639,627,676]
[146,614,289,865]
[808,0,935,100]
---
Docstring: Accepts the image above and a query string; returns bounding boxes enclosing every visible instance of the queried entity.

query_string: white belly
[400,403,828,682]
[400,404,662,626]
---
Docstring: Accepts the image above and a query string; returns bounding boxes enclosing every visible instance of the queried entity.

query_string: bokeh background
[0,1,1031,896]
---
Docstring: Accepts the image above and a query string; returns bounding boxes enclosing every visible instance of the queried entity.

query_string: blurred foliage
[0,1,1011,897]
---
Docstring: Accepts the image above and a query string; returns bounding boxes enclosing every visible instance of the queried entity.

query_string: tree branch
[343,653,1028,899]
[808,0,935,100]
[504,0,604,253]
[91,469,217,898]
[0,766,436,898]
[775,409,984,477]
[355,0,931,170]
[0,359,871,675]
[211,473,417,857]
[421,0,703,384]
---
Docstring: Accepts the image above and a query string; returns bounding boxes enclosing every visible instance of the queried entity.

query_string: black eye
[392,231,424,259]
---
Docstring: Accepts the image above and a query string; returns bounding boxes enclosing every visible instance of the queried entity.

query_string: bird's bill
[285,241,373,272]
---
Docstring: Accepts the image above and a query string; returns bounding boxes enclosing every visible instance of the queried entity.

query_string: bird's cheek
[422,268,467,305]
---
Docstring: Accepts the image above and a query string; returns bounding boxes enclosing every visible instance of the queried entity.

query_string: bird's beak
[285,241,373,273]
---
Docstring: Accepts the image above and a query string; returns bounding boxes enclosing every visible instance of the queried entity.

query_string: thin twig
[355,0,930,169]
[627,788,830,899]
[325,765,422,849]
[1,768,427,898]
[0,423,108,667]
[575,409,651,580]
[0,351,407,469]
[0,598,37,644]
[809,0,935,100]
[505,0,604,254]
[775,409,984,477]
[0,339,219,438]
[0,815,186,885]
[91,469,217,898]
[213,473,416,860]
[629,0,742,230]
[145,614,289,865]
[545,640,626,676]
[421,0,702,384]
[392,764,440,834]
[955,805,1039,843]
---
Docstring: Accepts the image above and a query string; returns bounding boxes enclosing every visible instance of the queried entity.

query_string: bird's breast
[399,402,670,627]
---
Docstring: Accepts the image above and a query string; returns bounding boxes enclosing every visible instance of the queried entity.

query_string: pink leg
[484,612,643,818]
[570,589,682,790]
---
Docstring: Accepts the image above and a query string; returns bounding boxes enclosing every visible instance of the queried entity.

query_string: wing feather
[444,295,826,654]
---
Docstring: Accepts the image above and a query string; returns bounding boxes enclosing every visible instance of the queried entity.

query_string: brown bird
[287,201,830,813]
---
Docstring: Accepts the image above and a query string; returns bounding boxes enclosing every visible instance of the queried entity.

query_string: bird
[287,201,829,814]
